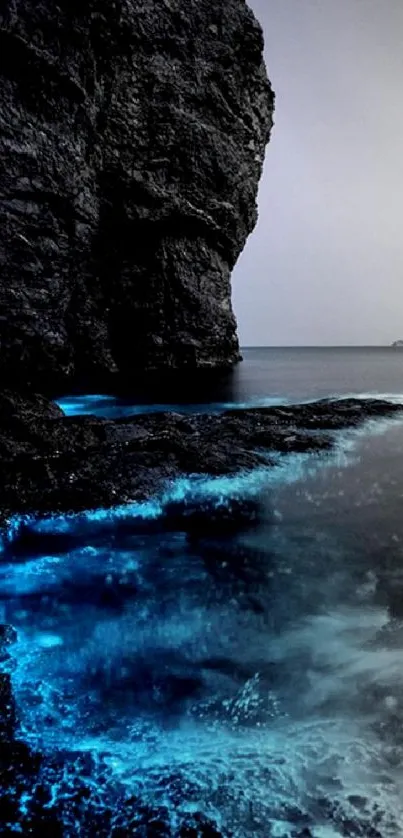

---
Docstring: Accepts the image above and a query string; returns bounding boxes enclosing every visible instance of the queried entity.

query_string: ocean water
[57,346,403,417]
[3,348,403,835]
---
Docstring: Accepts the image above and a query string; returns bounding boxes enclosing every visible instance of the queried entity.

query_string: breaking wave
[2,412,403,834]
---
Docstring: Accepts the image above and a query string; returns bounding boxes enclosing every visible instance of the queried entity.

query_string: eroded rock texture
[0,0,274,386]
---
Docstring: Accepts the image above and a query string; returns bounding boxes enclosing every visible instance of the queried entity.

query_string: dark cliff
[0,0,274,387]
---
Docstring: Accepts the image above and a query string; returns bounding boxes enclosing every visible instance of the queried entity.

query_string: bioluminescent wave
[2,408,401,555]
[55,394,289,418]
[2,418,403,834]
[56,390,403,419]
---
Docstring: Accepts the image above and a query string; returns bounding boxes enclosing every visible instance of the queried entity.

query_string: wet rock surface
[0,391,401,521]
[0,0,273,387]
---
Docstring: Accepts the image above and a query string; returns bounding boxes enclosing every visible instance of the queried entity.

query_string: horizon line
[241,344,396,349]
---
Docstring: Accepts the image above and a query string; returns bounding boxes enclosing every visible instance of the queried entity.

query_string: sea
[57,346,403,418]
[2,346,403,837]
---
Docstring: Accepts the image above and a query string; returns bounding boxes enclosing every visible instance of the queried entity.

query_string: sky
[233,0,403,346]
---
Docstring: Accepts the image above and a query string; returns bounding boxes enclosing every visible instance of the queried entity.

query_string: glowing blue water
[56,346,403,419]
[3,418,403,834]
[56,394,290,418]
[56,392,403,419]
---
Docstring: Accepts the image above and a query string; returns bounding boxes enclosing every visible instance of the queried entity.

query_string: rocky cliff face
[0,0,274,387]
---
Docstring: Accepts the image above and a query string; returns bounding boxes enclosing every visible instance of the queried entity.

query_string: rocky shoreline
[0,2,400,831]
[1,394,402,836]
[1,390,402,523]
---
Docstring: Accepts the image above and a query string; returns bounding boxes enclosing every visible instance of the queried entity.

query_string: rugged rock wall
[0,0,274,387]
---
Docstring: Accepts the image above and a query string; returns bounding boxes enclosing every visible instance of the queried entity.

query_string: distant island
[392,340,403,347]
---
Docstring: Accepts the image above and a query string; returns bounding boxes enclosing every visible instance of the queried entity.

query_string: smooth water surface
[57,347,403,418]
[2,417,403,835]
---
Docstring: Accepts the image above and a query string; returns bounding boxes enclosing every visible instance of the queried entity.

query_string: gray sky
[233,0,403,346]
